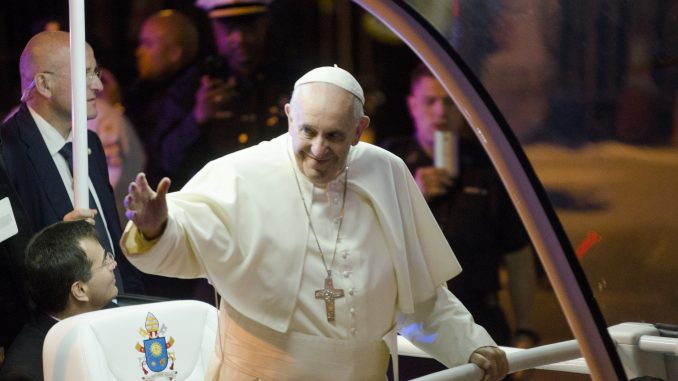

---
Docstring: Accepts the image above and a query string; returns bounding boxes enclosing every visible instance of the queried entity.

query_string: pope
[122,65,509,381]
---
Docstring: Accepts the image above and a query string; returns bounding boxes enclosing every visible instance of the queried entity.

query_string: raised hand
[124,173,171,240]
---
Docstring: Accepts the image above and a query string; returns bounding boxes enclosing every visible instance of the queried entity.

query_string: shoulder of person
[0,110,28,162]
[0,108,24,139]
[352,141,410,173]
[0,322,49,379]
[170,64,202,93]
[86,129,106,151]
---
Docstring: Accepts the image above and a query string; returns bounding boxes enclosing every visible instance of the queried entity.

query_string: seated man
[0,220,118,381]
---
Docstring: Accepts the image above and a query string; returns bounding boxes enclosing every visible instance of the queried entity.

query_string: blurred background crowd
[1,0,677,149]
[0,1,677,379]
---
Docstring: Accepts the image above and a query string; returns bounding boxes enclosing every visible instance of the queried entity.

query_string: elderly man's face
[211,15,268,76]
[407,75,463,151]
[286,83,367,186]
[44,45,103,121]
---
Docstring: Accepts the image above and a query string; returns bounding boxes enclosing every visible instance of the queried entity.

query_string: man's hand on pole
[63,208,97,225]
[124,173,171,240]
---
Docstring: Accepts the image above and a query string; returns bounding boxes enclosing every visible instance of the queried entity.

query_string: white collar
[27,105,72,155]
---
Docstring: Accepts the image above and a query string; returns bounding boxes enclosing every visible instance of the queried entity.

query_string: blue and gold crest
[144,337,168,372]
[135,312,177,380]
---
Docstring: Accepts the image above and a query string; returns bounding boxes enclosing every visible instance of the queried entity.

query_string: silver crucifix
[315,271,344,323]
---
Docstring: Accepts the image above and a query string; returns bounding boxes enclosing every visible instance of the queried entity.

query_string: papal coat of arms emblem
[135,312,178,380]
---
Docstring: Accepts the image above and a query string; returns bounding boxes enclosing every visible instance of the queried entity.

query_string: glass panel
[399,0,678,377]
[342,1,586,379]
[6,0,671,378]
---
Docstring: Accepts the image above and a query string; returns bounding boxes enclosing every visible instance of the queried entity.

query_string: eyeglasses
[41,66,103,82]
[95,251,116,270]
[20,67,103,102]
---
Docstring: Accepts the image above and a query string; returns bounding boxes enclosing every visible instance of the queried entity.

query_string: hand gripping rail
[404,338,583,381]
[402,322,678,381]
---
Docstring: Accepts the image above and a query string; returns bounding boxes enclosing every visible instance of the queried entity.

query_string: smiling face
[21,31,103,135]
[286,83,369,186]
[46,44,103,121]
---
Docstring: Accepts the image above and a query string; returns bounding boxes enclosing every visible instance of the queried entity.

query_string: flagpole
[69,0,89,209]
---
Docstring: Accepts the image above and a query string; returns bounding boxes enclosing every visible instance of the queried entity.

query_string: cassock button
[342,271,351,278]
[350,327,357,335]
[348,288,355,296]
[350,307,356,314]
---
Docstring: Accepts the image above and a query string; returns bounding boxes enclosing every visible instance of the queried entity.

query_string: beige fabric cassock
[122,133,495,380]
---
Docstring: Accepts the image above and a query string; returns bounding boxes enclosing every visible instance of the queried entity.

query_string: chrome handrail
[401,338,584,381]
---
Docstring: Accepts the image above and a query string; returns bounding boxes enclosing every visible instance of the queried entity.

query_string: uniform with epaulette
[153,0,291,188]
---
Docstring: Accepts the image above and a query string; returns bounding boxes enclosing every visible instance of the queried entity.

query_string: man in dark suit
[1,31,143,294]
[0,220,119,380]
[0,152,33,362]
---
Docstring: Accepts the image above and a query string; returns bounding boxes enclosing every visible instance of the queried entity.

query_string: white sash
[205,303,395,381]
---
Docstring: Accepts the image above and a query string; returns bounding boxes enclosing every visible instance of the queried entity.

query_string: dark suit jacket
[0,151,33,350]
[0,311,56,381]
[0,103,144,294]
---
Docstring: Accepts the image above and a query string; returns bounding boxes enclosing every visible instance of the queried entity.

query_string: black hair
[24,220,100,314]
[409,62,435,93]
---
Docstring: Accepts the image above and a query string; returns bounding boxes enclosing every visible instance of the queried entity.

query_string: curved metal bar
[506,340,582,373]
[353,1,625,380]
[639,336,678,356]
[407,340,583,381]
[412,363,483,381]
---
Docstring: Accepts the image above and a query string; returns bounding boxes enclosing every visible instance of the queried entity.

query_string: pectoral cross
[315,271,344,323]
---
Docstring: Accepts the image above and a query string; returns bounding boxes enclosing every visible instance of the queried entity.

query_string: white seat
[42,300,218,381]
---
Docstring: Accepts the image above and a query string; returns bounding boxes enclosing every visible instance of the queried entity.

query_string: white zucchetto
[294,65,365,105]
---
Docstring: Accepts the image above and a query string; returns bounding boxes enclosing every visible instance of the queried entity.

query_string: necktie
[59,142,125,292]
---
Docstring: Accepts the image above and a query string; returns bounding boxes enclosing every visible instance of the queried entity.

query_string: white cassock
[122,133,495,380]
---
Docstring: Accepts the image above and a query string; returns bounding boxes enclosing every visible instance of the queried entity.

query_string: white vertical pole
[69,0,89,209]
